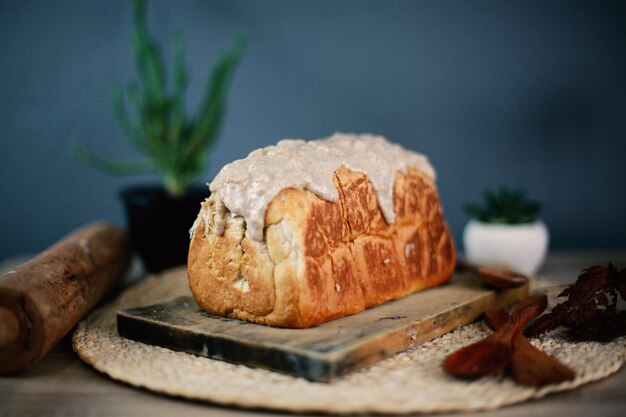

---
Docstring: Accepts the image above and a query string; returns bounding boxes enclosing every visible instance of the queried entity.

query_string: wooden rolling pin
[0,222,132,374]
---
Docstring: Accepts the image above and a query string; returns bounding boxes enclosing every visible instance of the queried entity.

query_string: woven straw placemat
[73,267,626,414]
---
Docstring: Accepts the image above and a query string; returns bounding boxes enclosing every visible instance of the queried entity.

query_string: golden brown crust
[188,167,456,328]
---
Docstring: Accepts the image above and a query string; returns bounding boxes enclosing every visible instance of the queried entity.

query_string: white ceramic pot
[462,219,549,276]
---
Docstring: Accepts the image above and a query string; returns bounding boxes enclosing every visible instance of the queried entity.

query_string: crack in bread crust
[188,167,456,328]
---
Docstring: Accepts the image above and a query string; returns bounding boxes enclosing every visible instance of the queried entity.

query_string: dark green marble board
[117,272,528,382]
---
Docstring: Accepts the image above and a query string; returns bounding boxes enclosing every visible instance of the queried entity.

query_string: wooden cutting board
[117,271,528,382]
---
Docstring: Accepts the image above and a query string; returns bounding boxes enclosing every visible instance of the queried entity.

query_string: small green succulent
[465,187,541,224]
[72,0,245,197]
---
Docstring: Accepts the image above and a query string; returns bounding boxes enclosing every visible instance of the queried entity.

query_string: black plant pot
[120,185,210,273]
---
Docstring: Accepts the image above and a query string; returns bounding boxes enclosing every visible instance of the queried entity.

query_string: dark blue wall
[1,0,625,260]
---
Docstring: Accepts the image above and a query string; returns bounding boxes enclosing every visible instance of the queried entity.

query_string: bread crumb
[233,277,250,293]
[407,328,417,347]
[405,243,416,258]
[383,258,391,265]
[335,283,341,292]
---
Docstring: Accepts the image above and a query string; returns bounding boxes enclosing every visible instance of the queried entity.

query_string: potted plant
[72,0,245,272]
[463,187,548,276]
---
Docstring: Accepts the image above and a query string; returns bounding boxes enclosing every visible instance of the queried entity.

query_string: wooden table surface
[1,250,625,417]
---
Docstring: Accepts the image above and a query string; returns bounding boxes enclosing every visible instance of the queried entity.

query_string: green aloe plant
[72,0,245,197]
[465,187,541,224]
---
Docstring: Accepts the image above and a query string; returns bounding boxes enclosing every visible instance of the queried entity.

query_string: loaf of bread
[188,134,456,328]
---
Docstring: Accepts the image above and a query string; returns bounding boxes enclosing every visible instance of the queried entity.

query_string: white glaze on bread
[207,133,435,241]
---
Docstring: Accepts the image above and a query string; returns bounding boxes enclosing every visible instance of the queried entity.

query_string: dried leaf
[525,263,626,342]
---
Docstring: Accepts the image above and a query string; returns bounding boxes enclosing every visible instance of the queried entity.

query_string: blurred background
[1,0,625,261]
